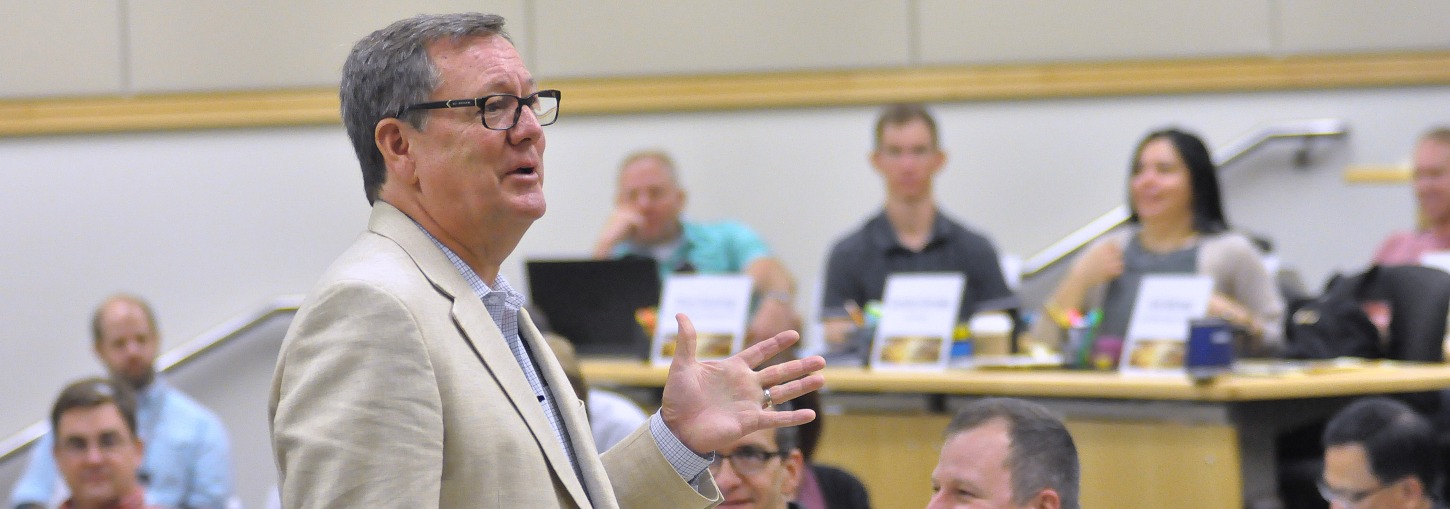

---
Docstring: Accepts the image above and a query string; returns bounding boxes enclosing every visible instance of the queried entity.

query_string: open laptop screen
[525,257,661,358]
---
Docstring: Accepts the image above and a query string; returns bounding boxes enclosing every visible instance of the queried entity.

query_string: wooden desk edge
[579,360,1450,402]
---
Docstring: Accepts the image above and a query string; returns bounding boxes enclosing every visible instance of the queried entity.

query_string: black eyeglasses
[397,89,561,130]
[708,446,786,476]
[1317,478,1394,508]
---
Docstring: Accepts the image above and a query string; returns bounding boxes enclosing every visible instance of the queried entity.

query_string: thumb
[671,313,697,365]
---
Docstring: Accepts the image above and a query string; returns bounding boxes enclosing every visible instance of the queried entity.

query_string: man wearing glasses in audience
[712,422,807,509]
[48,378,155,509]
[1320,398,1444,509]
[11,295,232,509]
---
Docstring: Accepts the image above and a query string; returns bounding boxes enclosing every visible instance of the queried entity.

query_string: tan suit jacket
[270,202,720,508]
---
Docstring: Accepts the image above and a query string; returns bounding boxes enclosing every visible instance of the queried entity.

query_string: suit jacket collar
[368,201,596,508]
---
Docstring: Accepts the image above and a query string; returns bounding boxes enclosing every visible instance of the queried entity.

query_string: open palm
[659,313,826,453]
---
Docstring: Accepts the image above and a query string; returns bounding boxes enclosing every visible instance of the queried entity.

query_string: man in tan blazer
[269,12,826,509]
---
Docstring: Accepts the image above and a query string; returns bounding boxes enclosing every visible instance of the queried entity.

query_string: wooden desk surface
[580,359,1450,401]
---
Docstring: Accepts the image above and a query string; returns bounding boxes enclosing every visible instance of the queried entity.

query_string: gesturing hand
[659,313,826,454]
[600,206,644,244]
[592,206,645,259]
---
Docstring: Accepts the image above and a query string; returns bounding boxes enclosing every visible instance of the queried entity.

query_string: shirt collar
[677,220,701,245]
[60,489,150,509]
[135,375,167,408]
[412,220,525,308]
[865,208,950,251]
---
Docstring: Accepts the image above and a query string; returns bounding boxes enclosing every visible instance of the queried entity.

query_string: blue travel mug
[1185,317,1234,383]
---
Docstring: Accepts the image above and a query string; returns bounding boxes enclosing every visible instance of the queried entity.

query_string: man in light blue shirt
[593,150,802,344]
[10,294,233,509]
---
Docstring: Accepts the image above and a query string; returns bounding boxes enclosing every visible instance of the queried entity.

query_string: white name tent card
[1120,274,1213,376]
[870,272,965,372]
[1420,251,1450,275]
[650,274,752,366]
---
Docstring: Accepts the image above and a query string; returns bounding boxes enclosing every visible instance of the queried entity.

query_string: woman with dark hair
[1043,128,1284,351]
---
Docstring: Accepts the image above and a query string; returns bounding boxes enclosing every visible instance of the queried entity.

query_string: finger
[734,329,800,367]
[751,408,818,431]
[671,313,697,365]
[756,356,826,387]
[762,373,826,404]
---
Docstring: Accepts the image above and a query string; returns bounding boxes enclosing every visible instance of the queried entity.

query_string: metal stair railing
[0,294,304,465]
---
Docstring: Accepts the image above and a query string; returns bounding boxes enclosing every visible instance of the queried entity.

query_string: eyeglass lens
[1317,479,1378,506]
[482,93,559,130]
[61,432,126,456]
[708,447,777,475]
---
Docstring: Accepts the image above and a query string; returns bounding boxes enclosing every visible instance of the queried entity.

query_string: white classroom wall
[2,85,1441,441]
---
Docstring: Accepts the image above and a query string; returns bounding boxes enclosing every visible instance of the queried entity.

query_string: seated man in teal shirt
[593,150,801,343]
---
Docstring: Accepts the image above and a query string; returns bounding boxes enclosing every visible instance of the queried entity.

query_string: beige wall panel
[0,2,123,98]
[128,1,529,93]
[917,0,1272,65]
[1279,0,1450,54]
[533,1,911,78]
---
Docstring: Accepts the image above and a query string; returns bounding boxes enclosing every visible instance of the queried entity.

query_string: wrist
[593,236,622,256]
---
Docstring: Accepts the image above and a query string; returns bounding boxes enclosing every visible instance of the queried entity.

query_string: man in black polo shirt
[820,104,1018,348]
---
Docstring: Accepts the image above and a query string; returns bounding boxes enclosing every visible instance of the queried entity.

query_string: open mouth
[510,167,536,176]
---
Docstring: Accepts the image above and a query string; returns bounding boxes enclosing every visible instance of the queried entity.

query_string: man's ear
[1398,476,1425,500]
[375,118,418,186]
[930,149,948,175]
[1028,488,1062,509]
[869,150,884,174]
[781,450,805,496]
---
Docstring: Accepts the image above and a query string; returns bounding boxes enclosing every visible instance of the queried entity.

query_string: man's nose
[712,462,741,489]
[83,445,105,464]
[924,493,945,509]
[507,106,544,142]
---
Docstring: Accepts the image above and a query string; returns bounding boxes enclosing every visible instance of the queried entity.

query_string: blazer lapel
[450,299,593,508]
[368,202,593,507]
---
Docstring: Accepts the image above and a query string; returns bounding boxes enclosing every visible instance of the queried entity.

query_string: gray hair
[340,13,511,204]
[945,398,1080,509]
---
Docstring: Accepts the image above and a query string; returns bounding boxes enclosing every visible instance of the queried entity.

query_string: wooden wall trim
[0,90,341,137]
[3,52,1449,137]
[1344,165,1412,184]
